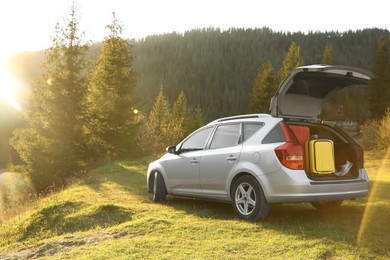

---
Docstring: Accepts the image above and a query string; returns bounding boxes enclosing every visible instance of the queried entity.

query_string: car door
[199,123,242,198]
[165,127,213,196]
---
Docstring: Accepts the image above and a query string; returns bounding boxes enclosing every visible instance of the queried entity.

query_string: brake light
[275,122,304,170]
[275,142,304,169]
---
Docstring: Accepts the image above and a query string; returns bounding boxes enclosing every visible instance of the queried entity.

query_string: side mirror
[166,145,177,154]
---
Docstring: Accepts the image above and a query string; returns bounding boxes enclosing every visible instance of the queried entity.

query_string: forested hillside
[10,27,390,120]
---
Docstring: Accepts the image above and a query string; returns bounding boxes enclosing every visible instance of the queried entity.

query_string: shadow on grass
[21,201,132,241]
[164,181,390,257]
[84,160,390,257]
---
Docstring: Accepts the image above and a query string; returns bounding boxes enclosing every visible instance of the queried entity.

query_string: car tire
[232,175,270,221]
[153,172,166,203]
[310,200,343,210]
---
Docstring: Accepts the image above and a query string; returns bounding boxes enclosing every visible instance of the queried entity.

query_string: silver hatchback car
[147,65,373,221]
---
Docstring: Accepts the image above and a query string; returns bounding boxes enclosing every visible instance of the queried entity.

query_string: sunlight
[0,70,22,111]
[0,171,35,221]
[356,147,390,245]
[0,48,25,112]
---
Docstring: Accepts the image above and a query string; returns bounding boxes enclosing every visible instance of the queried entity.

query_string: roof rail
[208,114,271,124]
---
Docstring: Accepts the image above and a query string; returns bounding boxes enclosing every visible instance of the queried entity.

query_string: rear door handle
[191,158,199,164]
[226,155,237,161]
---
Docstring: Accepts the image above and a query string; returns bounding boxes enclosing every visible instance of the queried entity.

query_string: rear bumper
[260,168,369,204]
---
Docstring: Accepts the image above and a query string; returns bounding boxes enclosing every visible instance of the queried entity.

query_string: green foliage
[172,91,191,140]
[321,44,337,64]
[9,28,390,120]
[10,128,72,192]
[0,171,34,217]
[189,105,206,133]
[137,88,205,155]
[247,42,303,115]
[0,106,22,168]
[278,42,304,81]
[85,13,137,161]
[137,87,172,155]
[370,36,390,119]
[359,119,380,150]
[248,61,277,113]
[377,110,390,149]
[10,4,89,193]
[359,111,390,150]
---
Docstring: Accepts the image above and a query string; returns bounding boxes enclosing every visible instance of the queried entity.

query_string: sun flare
[0,71,22,111]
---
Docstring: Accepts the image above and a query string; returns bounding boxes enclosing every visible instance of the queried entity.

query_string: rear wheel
[232,175,270,221]
[310,200,343,210]
[153,172,166,203]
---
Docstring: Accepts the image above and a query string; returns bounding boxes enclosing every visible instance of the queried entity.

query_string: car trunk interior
[287,122,361,180]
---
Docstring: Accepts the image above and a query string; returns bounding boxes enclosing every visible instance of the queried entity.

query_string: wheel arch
[147,168,167,193]
[229,172,266,200]
[147,170,156,193]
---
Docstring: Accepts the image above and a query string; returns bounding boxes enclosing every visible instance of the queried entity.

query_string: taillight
[275,122,304,170]
[275,142,304,170]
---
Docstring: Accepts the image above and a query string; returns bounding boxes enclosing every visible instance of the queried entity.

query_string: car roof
[207,114,276,125]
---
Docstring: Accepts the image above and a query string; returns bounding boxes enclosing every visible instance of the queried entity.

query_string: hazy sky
[1,0,389,56]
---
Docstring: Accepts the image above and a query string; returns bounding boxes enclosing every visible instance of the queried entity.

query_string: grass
[0,150,389,259]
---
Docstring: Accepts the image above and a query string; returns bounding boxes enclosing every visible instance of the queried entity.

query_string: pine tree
[137,87,172,155]
[370,36,390,119]
[279,42,304,81]
[11,4,89,192]
[85,13,137,161]
[137,88,207,155]
[321,44,337,64]
[172,91,190,143]
[189,105,206,133]
[248,61,276,113]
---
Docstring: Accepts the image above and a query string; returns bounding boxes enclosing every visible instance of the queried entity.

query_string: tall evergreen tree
[370,36,390,119]
[149,87,172,141]
[137,87,172,155]
[279,42,304,81]
[321,44,337,64]
[248,61,276,113]
[189,105,206,133]
[137,87,205,155]
[85,13,137,161]
[11,4,89,192]
[172,91,190,143]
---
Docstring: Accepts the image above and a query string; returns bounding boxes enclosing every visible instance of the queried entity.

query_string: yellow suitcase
[305,139,335,174]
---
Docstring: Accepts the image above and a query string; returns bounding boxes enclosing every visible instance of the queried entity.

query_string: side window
[180,127,213,152]
[262,123,286,144]
[243,123,264,142]
[210,124,241,149]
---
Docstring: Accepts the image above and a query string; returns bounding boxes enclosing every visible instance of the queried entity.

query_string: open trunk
[287,121,362,180]
[268,65,373,180]
[270,65,374,121]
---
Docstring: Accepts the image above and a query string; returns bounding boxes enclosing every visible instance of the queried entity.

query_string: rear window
[210,124,241,149]
[262,123,286,144]
[243,123,264,142]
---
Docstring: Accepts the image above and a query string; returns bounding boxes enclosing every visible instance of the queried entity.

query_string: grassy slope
[0,152,389,259]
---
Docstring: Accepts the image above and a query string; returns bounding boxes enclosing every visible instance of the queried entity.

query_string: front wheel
[231,175,270,221]
[153,172,166,203]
